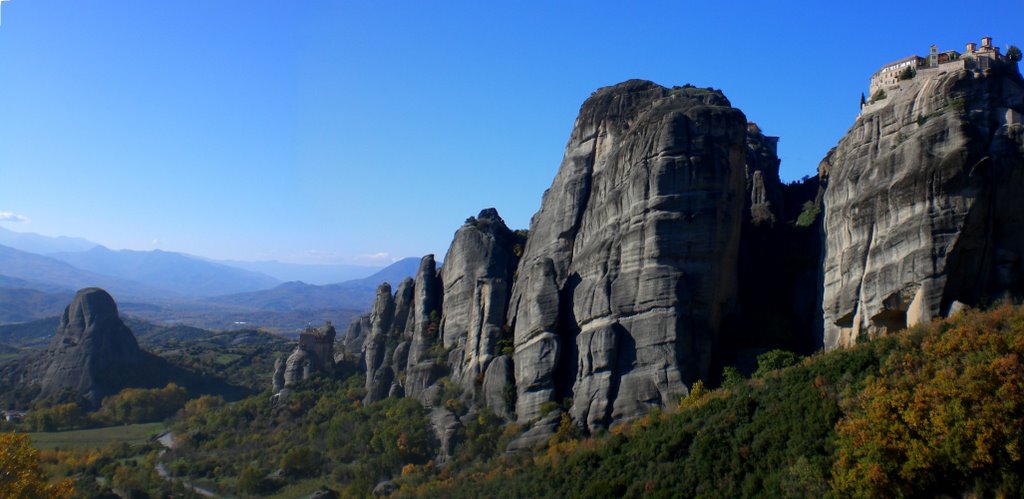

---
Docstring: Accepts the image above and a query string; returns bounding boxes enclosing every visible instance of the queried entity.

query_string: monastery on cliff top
[869,36,1008,95]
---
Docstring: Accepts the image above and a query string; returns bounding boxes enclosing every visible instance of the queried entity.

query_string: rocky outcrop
[505,411,561,453]
[507,80,749,428]
[270,323,342,404]
[271,321,337,396]
[363,284,396,404]
[36,287,145,405]
[340,315,371,363]
[429,407,463,463]
[354,253,452,406]
[439,209,522,391]
[272,357,285,392]
[821,63,1024,349]
[482,355,515,420]
[406,255,442,368]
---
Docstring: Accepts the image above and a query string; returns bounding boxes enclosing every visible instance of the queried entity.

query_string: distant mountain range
[0,244,176,301]
[0,226,98,254]
[0,228,421,331]
[217,259,388,285]
[211,257,421,312]
[0,227,402,287]
[49,246,280,297]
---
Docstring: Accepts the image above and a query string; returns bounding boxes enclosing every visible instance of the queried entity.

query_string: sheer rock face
[430,407,463,464]
[440,209,520,390]
[482,355,515,420]
[341,314,371,365]
[727,127,824,363]
[284,349,311,387]
[821,65,1024,349]
[363,283,396,404]
[507,80,748,427]
[404,255,443,403]
[406,256,441,367]
[392,278,415,340]
[37,287,144,405]
[272,357,286,392]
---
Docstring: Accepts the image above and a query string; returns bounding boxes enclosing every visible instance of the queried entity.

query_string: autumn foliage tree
[96,383,189,424]
[832,305,1024,497]
[0,433,75,498]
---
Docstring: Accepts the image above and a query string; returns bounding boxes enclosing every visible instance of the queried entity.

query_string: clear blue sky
[0,1,1020,265]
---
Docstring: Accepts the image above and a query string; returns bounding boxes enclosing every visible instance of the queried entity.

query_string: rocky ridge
[269,57,1024,455]
[315,81,805,443]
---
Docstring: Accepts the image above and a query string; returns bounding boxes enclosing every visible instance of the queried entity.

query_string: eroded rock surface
[439,208,521,391]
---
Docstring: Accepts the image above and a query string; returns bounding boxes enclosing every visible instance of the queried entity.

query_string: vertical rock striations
[507,80,749,428]
[363,283,397,404]
[821,63,1024,349]
[403,255,443,403]
[439,209,522,392]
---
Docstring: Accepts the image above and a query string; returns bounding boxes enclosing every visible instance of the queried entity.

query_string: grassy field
[26,422,166,450]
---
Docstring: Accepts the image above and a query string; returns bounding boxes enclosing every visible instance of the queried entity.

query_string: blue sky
[0,1,1020,265]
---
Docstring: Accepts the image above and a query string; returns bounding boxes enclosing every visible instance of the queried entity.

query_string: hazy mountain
[211,257,421,312]
[342,257,422,288]
[0,244,175,301]
[0,287,73,324]
[0,274,72,294]
[49,246,281,297]
[218,259,385,285]
[0,226,99,254]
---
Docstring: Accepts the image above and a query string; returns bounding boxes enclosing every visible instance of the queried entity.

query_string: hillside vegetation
[402,304,1024,498]
[117,304,1024,497]
[12,304,1022,497]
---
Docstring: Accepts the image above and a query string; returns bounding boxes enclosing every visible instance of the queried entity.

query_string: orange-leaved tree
[0,432,75,498]
[832,305,1024,497]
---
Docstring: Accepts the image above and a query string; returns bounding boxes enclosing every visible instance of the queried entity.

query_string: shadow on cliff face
[941,105,1024,310]
[553,272,581,405]
[715,173,825,379]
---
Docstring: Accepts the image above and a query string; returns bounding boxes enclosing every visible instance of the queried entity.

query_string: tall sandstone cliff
[820,63,1024,349]
[507,80,749,427]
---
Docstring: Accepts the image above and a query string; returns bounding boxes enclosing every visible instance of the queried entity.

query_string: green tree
[794,200,820,228]
[721,366,745,388]
[1006,45,1022,63]
[754,349,801,378]
[280,447,318,477]
[237,465,265,493]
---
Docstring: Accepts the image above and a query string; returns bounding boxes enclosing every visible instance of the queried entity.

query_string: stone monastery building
[869,36,1007,95]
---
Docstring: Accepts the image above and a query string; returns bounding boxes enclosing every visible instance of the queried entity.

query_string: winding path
[154,431,217,498]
